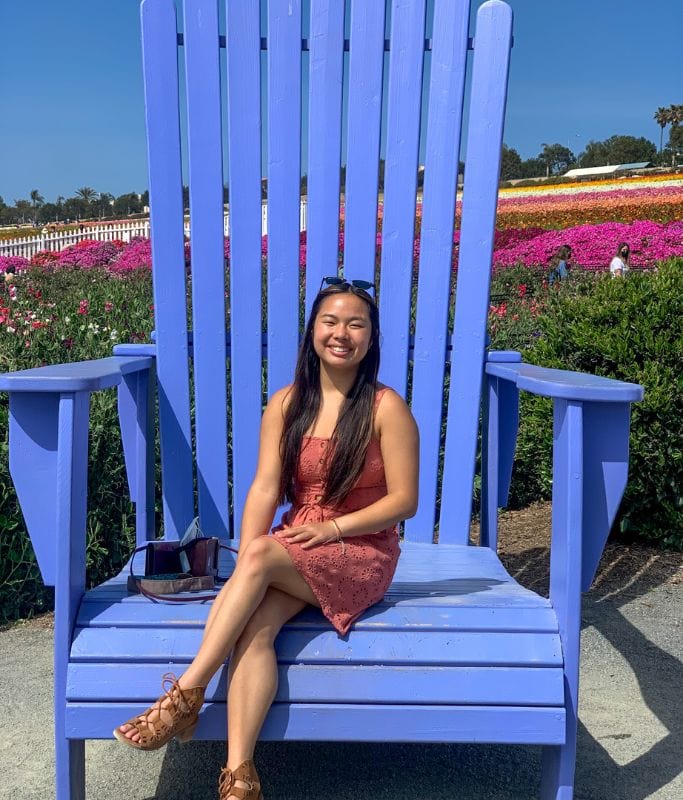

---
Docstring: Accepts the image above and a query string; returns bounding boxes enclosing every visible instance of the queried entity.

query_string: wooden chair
[0,2,643,798]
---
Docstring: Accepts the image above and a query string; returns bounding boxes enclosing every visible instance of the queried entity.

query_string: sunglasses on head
[319,276,375,294]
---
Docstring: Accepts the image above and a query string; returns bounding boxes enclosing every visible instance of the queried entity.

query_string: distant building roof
[563,162,652,178]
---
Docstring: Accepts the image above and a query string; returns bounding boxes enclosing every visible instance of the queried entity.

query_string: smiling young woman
[113,280,419,800]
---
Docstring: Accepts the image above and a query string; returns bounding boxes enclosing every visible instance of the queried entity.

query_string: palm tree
[670,104,683,125]
[75,187,97,203]
[97,192,115,220]
[29,189,44,224]
[75,187,97,220]
[654,106,671,153]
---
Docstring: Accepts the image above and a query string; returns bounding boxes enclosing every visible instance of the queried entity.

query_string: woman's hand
[277,521,339,549]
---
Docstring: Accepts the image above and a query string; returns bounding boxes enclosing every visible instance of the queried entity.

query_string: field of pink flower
[2,179,682,278]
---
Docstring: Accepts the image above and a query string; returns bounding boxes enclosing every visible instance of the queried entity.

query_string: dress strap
[373,386,389,410]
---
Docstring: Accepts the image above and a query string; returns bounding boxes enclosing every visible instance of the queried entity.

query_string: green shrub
[0,267,155,622]
[511,259,682,548]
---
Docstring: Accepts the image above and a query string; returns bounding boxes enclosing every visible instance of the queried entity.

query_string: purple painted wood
[183,0,229,537]
[76,599,559,633]
[117,365,155,546]
[377,0,426,396]
[304,0,344,318]
[342,0,385,285]
[405,0,469,542]
[486,361,643,402]
[71,626,561,666]
[580,402,632,590]
[540,400,584,800]
[0,355,153,392]
[267,0,302,396]
[481,373,519,550]
[54,392,89,800]
[66,703,566,745]
[8,393,60,584]
[141,0,194,540]
[68,663,564,706]
[225,1,263,536]
[439,0,513,544]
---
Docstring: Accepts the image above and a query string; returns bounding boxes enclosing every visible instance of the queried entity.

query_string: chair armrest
[485,361,643,402]
[0,356,154,393]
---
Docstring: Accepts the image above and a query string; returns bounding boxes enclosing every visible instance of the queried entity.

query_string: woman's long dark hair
[279,283,380,506]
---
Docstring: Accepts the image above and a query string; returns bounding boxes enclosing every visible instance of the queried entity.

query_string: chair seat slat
[65,703,566,745]
[71,627,561,667]
[68,663,564,706]
[76,600,557,632]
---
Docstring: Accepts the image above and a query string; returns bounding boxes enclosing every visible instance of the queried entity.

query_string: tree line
[2,106,681,226]
[501,105,683,181]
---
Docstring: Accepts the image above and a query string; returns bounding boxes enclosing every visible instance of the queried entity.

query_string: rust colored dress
[271,388,400,636]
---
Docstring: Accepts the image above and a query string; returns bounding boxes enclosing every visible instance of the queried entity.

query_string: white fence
[0,201,310,260]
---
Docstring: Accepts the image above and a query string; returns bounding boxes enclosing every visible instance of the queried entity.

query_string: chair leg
[540,735,576,800]
[55,736,85,800]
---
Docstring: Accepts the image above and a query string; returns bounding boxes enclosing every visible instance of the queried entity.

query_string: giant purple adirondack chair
[0,2,643,799]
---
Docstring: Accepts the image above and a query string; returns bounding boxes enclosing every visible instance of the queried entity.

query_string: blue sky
[1,0,680,203]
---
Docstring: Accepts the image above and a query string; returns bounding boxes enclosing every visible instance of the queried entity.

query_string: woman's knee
[236,536,281,581]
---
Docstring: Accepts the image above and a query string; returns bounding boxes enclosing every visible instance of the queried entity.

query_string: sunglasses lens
[323,276,344,286]
[351,280,373,291]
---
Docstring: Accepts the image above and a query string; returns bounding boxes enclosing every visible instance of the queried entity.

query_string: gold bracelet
[330,518,346,554]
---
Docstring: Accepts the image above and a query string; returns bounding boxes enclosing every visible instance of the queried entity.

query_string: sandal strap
[121,673,204,746]
[219,759,261,800]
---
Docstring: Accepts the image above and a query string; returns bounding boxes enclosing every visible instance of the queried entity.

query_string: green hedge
[0,268,155,622]
[508,259,683,548]
[0,261,680,622]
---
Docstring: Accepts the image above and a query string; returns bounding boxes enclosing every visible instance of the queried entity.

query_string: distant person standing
[548,244,572,286]
[609,243,630,277]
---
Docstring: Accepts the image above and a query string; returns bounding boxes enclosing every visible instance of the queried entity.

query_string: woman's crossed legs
[117,535,318,766]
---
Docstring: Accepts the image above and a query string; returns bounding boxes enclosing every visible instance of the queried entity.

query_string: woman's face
[621,247,629,258]
[312,293,373,372]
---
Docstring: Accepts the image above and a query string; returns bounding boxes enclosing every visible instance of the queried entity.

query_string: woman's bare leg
[224,587,309,781]
[119,536,316,743]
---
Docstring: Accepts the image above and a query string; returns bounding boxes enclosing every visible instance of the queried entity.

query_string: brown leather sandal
[218,759,264,800]
[112,672,205,751]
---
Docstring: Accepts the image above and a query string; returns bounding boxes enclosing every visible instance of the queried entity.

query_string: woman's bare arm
[237,386,290,558]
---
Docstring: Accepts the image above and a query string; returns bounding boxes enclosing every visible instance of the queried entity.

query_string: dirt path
[493,501,682,600]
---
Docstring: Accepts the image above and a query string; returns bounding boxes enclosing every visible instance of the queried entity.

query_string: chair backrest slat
[226,1,263,536]
[404,0,469,543]
[266,0,303,396]
[183,0,229,538]
[141,0,194,539]
[142,0,513,547]
[342,1,386,285]
[304,0,345,318]
[439,1,512,543]
[378,0,426,397]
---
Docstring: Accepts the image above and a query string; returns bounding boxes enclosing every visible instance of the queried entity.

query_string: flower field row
[2,215,682,279]
[490,181,682,228]
[498,173,682,196]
